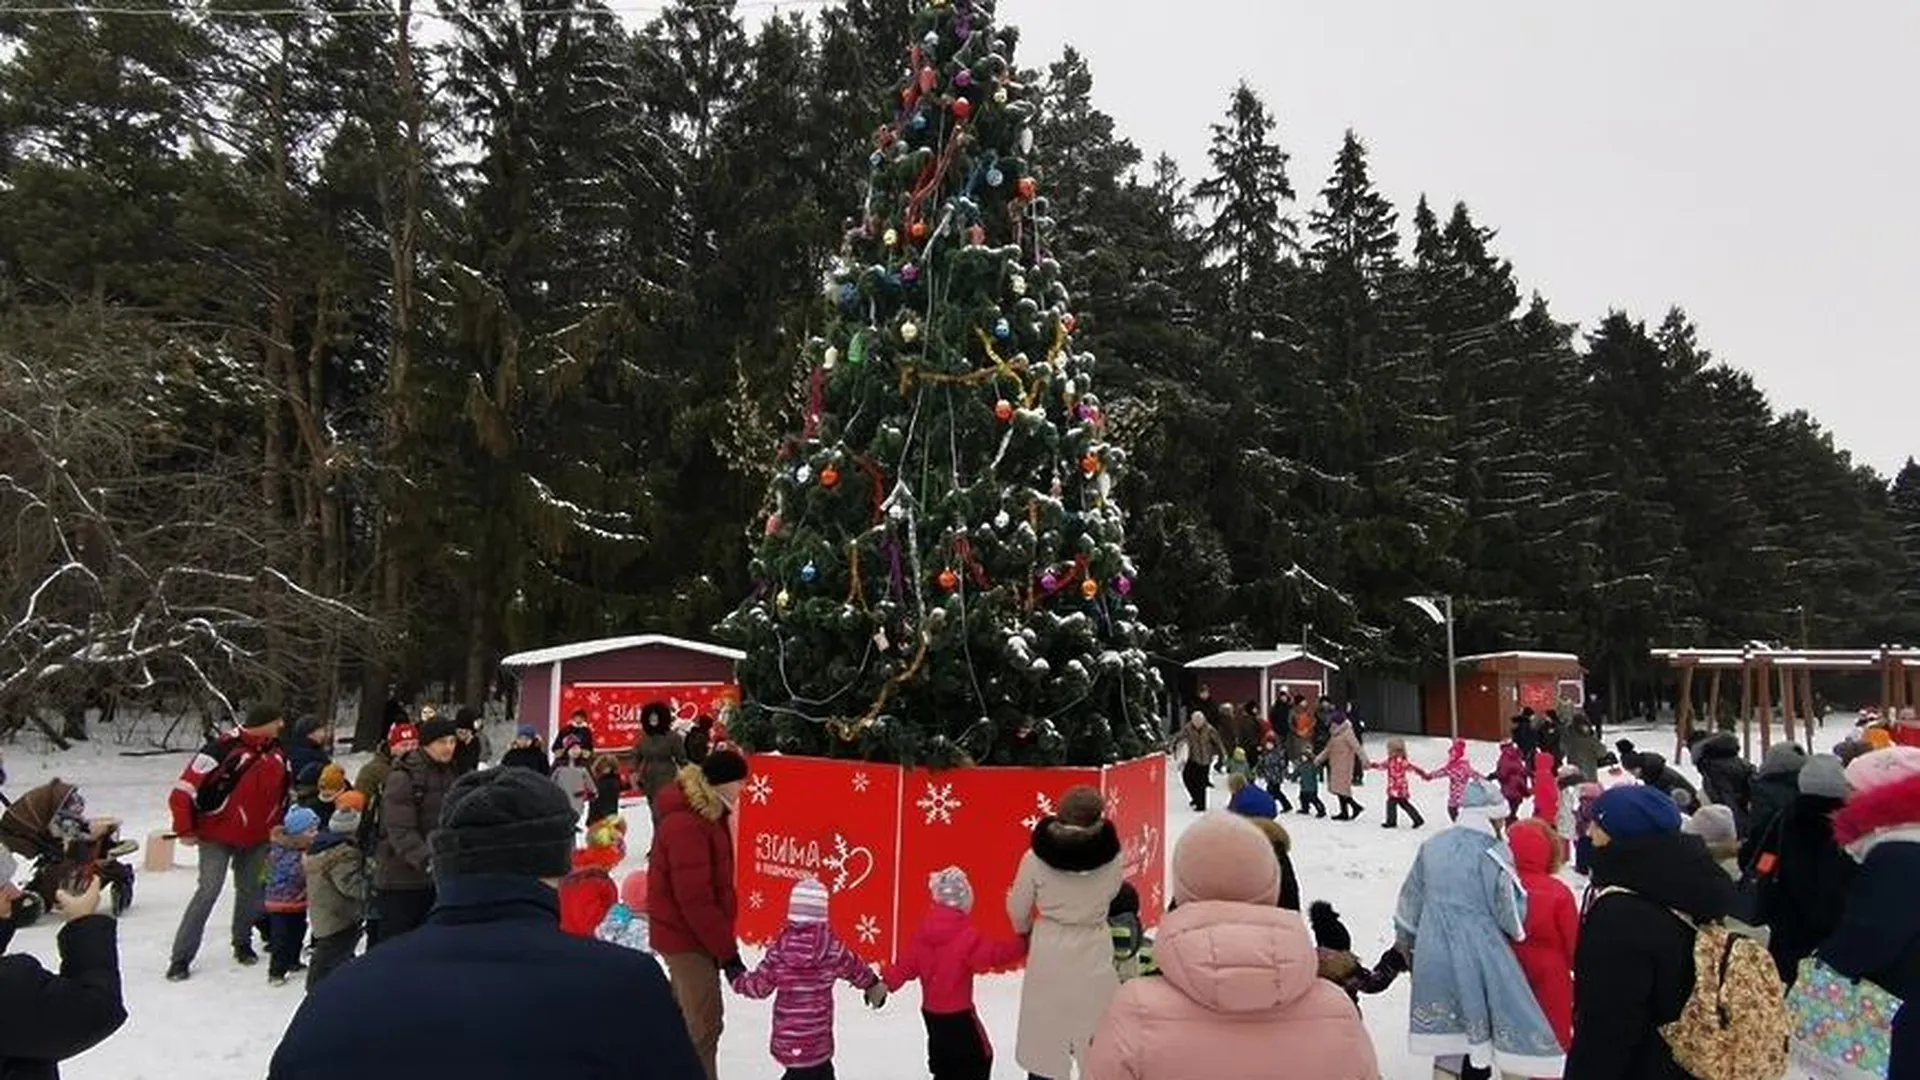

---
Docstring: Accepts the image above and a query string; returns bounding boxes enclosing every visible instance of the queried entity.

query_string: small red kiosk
[498,634,743,750]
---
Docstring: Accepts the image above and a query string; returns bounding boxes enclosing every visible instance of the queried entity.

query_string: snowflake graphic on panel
[1148,881,1162,909]
[917,782,963,825]
[851,771,871,793]
[820,832,872,893]
[1105,788,1124,820]
[854,914,881,945]
[1147,762,1160,785]
[748,889,764,911]
[1019,792,1057,831]
[587,691,603,705]
[745,775,774,806]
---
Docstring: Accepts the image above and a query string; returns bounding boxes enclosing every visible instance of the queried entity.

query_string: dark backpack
[192,736,262,816]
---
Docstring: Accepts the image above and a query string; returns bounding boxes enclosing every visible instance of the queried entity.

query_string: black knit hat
[701,747,749,786]
[430,768,577,882]
[1308,900,1352,952]
[418,717,458,746]
[242,704,283,730]
[454,705,483,730]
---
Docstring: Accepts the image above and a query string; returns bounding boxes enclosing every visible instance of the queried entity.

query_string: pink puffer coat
[1082,900,1380,1080]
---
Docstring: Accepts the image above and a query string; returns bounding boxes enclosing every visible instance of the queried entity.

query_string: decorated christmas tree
[716,0,1163,767]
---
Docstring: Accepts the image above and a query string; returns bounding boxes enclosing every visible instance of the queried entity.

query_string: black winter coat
[0,915,128,1080]
[1691,734,1754,833]
[1740,771,1803,869]
[1819,838,1920,1077]
[498,745,550,774]
[269,875,702,1080]
[1565,832,1736,1080]
[1758,793,1852,982]
[1633,753,1699,811]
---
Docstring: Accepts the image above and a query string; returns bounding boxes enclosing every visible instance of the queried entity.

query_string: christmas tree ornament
[994,87,1009,105]
[824,345,840,369]
[1080,452,1100,475]
[800,561,819,583]
[900,320,921,343]
[1040,570,1060,593]
[1061,312,1078,333]
[1009,273,1027,297]
[1114,575,1133,596]
[1080,578,1099,599]
[848,329,870,366]
[993,509,1011,530]
[953,69,973,88]
[951,97,973,121]
[869,150,885,168]
[911,112,928,132]
[1018,127,1034,154]
[820,465,841,488]
[883,227,899,247]
[765,514,782,536]
[992,318,1012,341]
[937,567,959,592]
[918,66,937,92]
[923,31,940,49]
[1017,176,1037,200]
[910,220,929,241]
[775,588,792,612]
[797,464,814,484]
[967,224,987,245]
[985,166,1004,187]
[900,263,920,285]
[993,399,1014,422]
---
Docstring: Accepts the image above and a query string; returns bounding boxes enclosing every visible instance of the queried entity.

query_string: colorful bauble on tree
[1017,177,1038,200]
[1080,452,1101,476]
[910,220,929,241]
[937,568,959,592]
[952,97,973,121]
[1040,570,1060,593]
[1081,579,1099,599]
[993,399,1014,422]
[1114,575,1134,597]
[800,561,819,583]
[884,228,900,247]
[992,318,1012,341]
[901,320,921,344]
[820,465,841,489]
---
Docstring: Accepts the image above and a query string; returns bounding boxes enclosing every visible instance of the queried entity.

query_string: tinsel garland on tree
[714,0,1164,767]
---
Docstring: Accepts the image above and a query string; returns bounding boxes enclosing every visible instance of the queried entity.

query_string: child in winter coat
[1255,735,1295,813]
[1505,817,1578,1051]
[884,867,1026,1080]
[1308,900,1407,1009]
[549,739,594,821]
[1368,738,1430,829]
[1107,881,1156,982]
[264,806,320,985]
[1226,747,1253,785]
[733,876,885,1078]
[1290,751,1326,818]
[558,867,618,937]
[1427,738,1479,821]
[1494,742,1531,817]
[586,753,624,824]
[301,795,368,991]
[1529,750,1561,830]
[594,869,653,955]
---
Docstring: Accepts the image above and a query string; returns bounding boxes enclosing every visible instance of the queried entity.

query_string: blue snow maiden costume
[1393,777,1564,1078]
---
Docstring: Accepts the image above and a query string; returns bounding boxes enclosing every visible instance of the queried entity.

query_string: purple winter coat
[731,920,877,1069]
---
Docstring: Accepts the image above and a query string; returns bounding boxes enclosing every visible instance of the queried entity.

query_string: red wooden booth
[498,634,743,751]
[734,754,1167,965]
[1183,647,1340,720]
[1425,652,1585,741]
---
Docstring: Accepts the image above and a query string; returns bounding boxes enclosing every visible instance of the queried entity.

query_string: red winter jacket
[1507,820,1578,1050]
[883,902,1026,1015]
[647,766,738,960]
[168,730,290,849]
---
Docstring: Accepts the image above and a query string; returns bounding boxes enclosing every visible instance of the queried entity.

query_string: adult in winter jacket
[1083,812,1378,1080]
[269,768,701,1080]
[1565,784,1737,1080]
[372,718,462,943]
[0,861,128,1080]
[1625,751,1697,811]
[1394,778,1563,1079]
[1175,711,1226,812]
[1510,708,1539,759]
[1314,714,1368,819]
[682,716,715,766]
[284,716,333,782]
[1689,731,1754,834]
[648,750,749,1080]
[1756,753,1853,982]
[1563,714,1603,779]
[497,726,550,774]
[1740,741,1807,869]
[550,709,596,757]
[1507,818,1578,1051]
[166,704,292,981]
[1009,786,1124,1080]
[1818,747,1920,1077]
[633,702,686,810]
[451,706,488,776]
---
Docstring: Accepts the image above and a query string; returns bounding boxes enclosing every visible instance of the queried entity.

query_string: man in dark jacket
[1567,785,1737,1080]
[371,718,461,944]
[268,768,701,1080]
[1757,753,1854,982]
[1511,707,1539,759]
[1689,731,1754,834]
[649,749,748,1080]
[1625,751,1698,811]
[0,860,128,1080]
[1741,742,1807,869]
[450,706,486,776]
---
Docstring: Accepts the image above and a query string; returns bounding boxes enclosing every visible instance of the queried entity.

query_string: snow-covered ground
[0,719,1852,1079]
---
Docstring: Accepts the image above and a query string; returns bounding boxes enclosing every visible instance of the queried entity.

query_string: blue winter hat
[1592,784,1683,841]
[516,724,538,740]
[284,806,321,836]
[1460,777,1508,818]
[1228,782,1280,820]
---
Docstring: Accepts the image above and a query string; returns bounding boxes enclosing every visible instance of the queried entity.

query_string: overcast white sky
[975,0,1916,477]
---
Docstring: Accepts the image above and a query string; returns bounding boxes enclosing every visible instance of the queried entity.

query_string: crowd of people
[3,691,1918,1080]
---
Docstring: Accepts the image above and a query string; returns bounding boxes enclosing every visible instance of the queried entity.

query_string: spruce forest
[2,0,1915,747]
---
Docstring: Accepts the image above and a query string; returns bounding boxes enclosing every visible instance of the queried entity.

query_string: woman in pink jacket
[1082,812,1380,1080]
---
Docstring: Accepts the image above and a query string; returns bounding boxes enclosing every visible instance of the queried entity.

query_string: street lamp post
[1407,595,1458,740]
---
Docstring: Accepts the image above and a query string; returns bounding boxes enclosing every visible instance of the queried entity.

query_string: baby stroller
[0,778,137,926]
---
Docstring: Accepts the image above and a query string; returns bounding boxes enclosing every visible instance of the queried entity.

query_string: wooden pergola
[1650,645,1920,759]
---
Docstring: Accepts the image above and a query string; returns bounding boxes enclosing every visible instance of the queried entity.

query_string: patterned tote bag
[1786,956,1900,1080]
